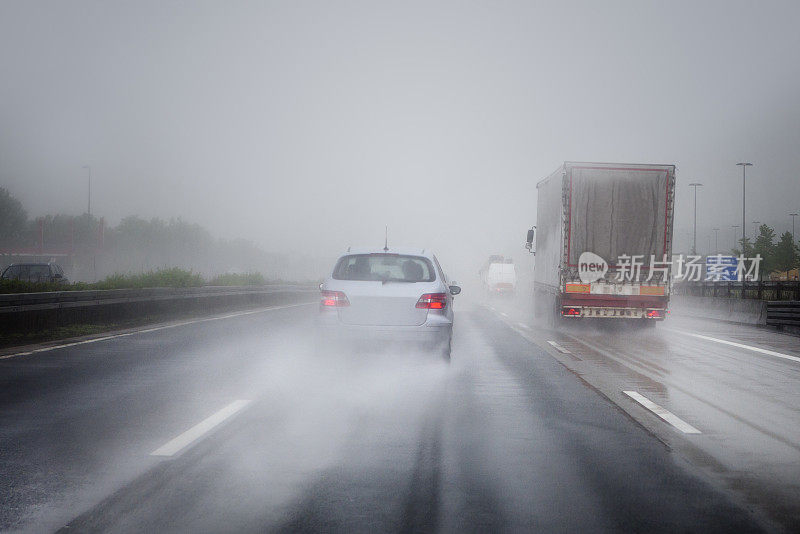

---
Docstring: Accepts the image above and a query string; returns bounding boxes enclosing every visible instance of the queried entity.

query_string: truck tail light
[646,310,663,319]
[320,290,349,307]
[416,293,447,309]
[562,307,581,316]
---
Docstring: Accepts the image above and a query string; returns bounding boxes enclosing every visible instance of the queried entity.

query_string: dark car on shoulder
[1,263,68,284]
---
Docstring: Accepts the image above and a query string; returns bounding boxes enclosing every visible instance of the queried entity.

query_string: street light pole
[731,225,739,252]
[791,213,798,244]
[736,162,752,254]
[689,183,703,255]
[713,227,720,254]
[82,165,91,217]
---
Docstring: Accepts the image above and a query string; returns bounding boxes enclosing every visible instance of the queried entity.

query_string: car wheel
[440,338,451,363]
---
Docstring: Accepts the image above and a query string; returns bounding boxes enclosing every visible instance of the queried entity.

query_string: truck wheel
[549,308,562,329]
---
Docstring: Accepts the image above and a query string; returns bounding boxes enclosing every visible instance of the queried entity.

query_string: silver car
[316,247,460,360]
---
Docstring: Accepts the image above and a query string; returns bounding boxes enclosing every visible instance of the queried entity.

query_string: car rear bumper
[315,315,452,347]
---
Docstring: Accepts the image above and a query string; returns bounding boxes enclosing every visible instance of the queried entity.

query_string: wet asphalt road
[0,300,796,532]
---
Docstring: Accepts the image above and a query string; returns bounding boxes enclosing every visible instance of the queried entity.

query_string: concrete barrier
[669,294,767,325]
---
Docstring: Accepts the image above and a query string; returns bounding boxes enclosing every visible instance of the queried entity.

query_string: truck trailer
[526,162,675,324]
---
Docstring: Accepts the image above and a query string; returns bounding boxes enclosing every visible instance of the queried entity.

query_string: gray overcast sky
[1,1,799,279]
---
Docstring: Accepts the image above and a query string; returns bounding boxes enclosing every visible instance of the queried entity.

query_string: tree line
[733,224,799,278]
[0,187,306,280]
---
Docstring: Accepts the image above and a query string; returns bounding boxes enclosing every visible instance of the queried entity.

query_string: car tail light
[562,307,581,316]
[416,293,447,309]
[320,290,349,307]
[646,309,663,318]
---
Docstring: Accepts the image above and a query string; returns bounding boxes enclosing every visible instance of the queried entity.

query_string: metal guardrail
[674,281,800,301]
[766,301,800,329]
[0,285,315,314]
[0,285,319,340]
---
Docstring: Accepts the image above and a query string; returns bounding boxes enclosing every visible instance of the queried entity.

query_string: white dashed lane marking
[547,340,572,354]
[151,400,251,457]
[623,391,701,434]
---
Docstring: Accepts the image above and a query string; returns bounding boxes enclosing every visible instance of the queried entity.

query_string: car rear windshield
[27,265,51,278]
[332,254,436,282]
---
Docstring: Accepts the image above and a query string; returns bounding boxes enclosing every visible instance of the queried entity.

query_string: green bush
[208,272,266,286]
[0,279,80,293]
[0,268,204,293]
[0,268,305,293]
[93,268,205,289]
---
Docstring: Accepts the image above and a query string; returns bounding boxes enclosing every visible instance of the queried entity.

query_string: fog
[3,5,800,528]
[2,1,799,281]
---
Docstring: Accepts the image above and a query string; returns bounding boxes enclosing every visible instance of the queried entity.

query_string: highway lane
[486,294,800,532]
[0,304,314,532]
[0,300,783,532]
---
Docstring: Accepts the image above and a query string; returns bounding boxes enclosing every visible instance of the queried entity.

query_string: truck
[479,255,517,295]
[525,162,675,324]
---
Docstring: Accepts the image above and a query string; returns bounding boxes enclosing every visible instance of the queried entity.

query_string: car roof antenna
[383,225,389,252]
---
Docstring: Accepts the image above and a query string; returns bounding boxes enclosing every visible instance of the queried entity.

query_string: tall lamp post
[736,162,752,254]
[791,213,798,244]
[689,183,703,254]
[731,225,739,252]
[713,227,720,254]
[82,165,91,217]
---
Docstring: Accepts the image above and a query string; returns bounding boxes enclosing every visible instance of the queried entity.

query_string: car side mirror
[449,285,461,295]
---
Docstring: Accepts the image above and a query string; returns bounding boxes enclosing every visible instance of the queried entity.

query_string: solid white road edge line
[623,391,701,434]
[0,303,312,360]
[151,399,251,457]
[667,329,800,365]
[547,340,571,354]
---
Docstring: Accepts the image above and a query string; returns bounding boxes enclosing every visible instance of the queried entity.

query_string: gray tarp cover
[568,166,669,266]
